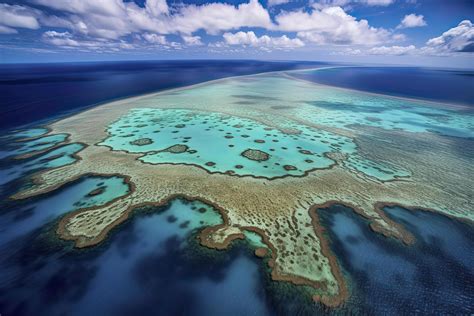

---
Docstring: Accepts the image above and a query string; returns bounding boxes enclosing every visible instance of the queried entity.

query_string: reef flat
[10,70,474,306]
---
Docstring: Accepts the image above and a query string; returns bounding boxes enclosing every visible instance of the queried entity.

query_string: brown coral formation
[130,138,153,146]
[162,144,188,153]
[241,149,270,161]
[255,247,269,258]
[86,187,105,197]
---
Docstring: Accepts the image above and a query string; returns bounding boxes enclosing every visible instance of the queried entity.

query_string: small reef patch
[130,138,153,146]
[162,144,189,153]
[241,149,270,162]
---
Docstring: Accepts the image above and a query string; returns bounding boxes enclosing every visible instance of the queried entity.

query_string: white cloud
[367,45,416,55]
[1,0,416,55]
[364,0,394,5]
[182,35,203,46]
[267,0,291,7]
[146,0,169,16]
[0,25,18,34]
[340,45,416,56]
[275,6,393,45]
[170,0,272,35]
[397,13,426,29]
[223,31,304,49]
[143,33,167,45]
[0,3,40,33]
[33,0,127,16]
[43,31,85,47]
[313,0,394,9]
[41,29,188,52]
[425,20,474,53]
[29,0,272,40]
[42,30,140,52]
[338,20,474,57]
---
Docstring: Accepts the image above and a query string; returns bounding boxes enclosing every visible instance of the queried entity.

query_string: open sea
[0,60,324,130]
[291,66,474,106]
[0,61,473,315]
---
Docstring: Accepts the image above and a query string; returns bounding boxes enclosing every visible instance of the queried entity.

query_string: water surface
[317,205,474,315]
[0,60,324,130]
[291,67,474,106]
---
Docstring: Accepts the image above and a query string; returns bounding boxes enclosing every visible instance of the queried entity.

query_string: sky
[0,0,473,67]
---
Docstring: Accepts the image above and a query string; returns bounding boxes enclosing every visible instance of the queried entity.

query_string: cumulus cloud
[171,0,272,35]
[31,0,271,38]
[368,45,416,55]
[146,0,169,16]
[275,6,393,45]
[0,3,40,34]
[425,20,474,54]
[397,13,426,29]
[363,0,394,5]
[223,31,304,49]
[369,45,416,56]
[0,0,414,55]
[340,45,416,56]
[182,35,203,46]
[267,0,292,7]
[42,31,82,47]
[41,30,155,52]
[142,33,167,45]
[0,25,17,34]
[313,0,394,9]
[339,20,474,56]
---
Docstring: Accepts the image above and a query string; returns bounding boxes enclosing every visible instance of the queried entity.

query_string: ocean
[0,61,472,315]
[291,66,474,106]
[0,60,324,131]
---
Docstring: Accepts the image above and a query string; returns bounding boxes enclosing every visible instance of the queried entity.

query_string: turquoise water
[100,108,342,178]
[100,108,408,180]
[286,72,474,138]
[160,73,473,139]
[243,230,268,249]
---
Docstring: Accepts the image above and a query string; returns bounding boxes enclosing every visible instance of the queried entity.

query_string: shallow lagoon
[101,108,349,178]
[100,107,410,181]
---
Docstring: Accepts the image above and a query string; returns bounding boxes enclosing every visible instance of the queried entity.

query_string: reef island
[10,70,474,306]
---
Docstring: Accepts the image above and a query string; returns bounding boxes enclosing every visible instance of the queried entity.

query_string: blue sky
[0,0,473,67]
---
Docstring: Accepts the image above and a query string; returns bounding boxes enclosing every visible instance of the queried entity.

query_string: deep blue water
[0,189,272,316]
[291,67,474,106]
[317,205,474,315]
[0,60,324,130]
